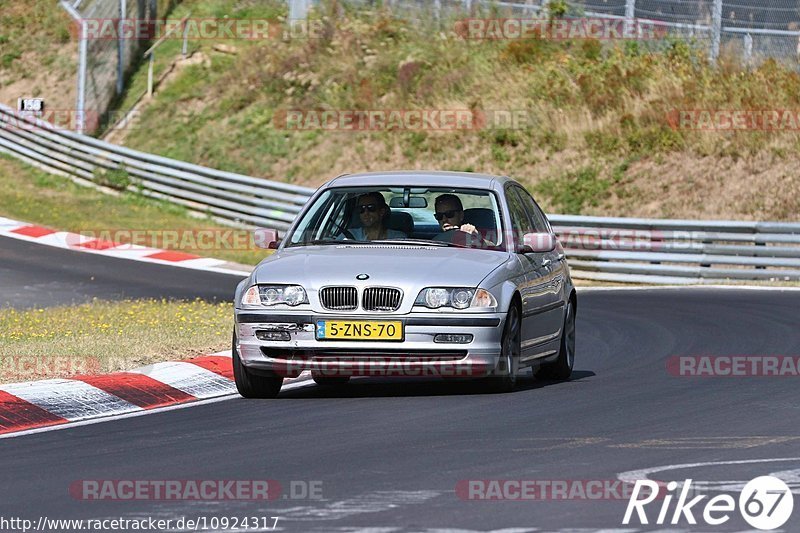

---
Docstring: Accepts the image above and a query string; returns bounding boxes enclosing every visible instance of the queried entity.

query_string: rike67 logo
[623,476,794,530]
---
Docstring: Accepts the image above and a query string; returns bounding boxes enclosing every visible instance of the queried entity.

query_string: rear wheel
[486,304,520,393]
[232,332,283,398]
[534,300,575,381]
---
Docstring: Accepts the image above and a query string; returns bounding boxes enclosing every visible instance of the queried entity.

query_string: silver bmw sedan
[233,171,576,397]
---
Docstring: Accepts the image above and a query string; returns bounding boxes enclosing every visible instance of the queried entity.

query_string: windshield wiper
[368,239,465,248]
[289,238,341,247]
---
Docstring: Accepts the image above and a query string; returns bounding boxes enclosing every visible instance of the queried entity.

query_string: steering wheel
[340,229,356,240]
[438,226,484,247]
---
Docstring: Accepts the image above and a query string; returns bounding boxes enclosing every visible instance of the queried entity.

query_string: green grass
[0,154,269,265]
[0,1,72,71]
[534,166,609,215]
[0,298,231,383]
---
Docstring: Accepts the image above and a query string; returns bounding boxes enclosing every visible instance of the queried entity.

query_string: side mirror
[254,228,280,250]
[521,232,556,253]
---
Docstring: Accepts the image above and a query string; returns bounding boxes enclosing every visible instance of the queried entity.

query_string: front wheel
[486,304,520,393]
[232,332,283,398]
[534,300,575,381]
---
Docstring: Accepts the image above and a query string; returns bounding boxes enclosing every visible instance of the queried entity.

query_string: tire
[232,331,283,398]
[312,375,351,386]
[486,304,521,393]
[534,300,575,381]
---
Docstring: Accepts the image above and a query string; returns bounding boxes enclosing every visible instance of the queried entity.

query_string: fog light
[256,330,291,341]
[434,333,473,344]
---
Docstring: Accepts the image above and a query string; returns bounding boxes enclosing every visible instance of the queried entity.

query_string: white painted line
[0,217,26,231]
[618,457,800,495]
[0,379,140,421]
[0,377,316,440]
[129,361,236,398]
[0,219,247,277]
[578,284,800,292]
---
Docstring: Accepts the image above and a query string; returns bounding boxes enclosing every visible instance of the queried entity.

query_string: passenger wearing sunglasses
[433,194,495,246]
[341,192,407,241]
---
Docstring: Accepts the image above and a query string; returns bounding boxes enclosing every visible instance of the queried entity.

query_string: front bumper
[234,311,506,378]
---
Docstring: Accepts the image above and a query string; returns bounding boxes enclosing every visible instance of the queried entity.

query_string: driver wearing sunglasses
[433,194,495,246]
[341,192,407,241]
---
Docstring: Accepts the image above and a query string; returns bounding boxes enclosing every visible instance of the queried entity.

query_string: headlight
[414,288,497,309]
[241,285,308,308]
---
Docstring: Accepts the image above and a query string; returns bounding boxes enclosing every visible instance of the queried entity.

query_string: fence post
[710,0,722,62]
[744,32,753,66]
[289,0,308,20]
[59,1,88,135]
[147,52,155,97]
[117,0,127,95]
[182,18,190,57]
[624,0,635,37]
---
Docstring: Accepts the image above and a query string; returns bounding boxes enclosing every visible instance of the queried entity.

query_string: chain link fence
[301,0,800,66]
[59,0,177,134]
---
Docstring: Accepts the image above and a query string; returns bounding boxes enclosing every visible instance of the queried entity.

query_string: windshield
[284,186,505,251]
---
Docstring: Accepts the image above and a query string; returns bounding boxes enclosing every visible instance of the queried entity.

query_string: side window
[505,186,533,245]
[514,185,550,233]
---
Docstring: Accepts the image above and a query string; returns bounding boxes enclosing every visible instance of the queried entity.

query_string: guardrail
[0,104,312,231]
[550,215,800,284]
[1,103,799,284]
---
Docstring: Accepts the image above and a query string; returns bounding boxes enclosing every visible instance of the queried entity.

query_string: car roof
[325,171,514,189]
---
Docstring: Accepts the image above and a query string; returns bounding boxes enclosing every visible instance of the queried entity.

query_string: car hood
[254,244,511,289]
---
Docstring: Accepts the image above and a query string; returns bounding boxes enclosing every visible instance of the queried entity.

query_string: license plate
[315,320,403,341]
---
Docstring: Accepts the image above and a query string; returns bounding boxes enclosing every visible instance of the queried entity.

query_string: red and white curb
[0,351,311,438]
[0,216,249,277]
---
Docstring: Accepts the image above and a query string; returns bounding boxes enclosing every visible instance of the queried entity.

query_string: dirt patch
[0,47,77,112]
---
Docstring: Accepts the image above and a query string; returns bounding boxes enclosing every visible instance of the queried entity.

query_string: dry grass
[114,1,800,221]
[0,298,232,383]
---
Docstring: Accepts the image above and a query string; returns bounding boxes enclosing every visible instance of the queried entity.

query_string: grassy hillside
[0,0,76,111]
[105,0,800,221]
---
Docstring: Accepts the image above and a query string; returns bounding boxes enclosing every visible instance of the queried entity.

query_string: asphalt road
[0,235,244,308]
[1,288,799,532]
